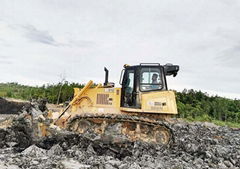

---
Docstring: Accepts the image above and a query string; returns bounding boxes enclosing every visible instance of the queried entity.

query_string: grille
[97,94,112,105]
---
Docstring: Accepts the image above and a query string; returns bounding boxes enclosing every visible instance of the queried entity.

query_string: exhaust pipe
[104,67,109,86]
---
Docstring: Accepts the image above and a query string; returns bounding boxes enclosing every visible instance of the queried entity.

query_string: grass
[185,116,240,128]
[211,120,240,128]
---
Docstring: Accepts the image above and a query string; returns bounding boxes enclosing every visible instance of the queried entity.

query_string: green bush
[0,83,239,126]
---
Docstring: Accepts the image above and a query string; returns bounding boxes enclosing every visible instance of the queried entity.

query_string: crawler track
[67,114,173,145]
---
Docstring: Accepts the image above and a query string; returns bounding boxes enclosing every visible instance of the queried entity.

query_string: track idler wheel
[153,126,171,145]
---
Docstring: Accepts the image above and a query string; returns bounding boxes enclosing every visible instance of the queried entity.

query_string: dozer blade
[67,114,173,145]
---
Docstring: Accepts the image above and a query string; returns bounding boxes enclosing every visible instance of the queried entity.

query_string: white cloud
[22,25,56,45]
[0,0,239,99]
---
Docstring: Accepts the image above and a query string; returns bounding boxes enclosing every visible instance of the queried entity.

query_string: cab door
[121,68,137,108]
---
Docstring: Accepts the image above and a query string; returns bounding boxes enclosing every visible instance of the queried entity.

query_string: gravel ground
[0,117,239,169]
[0,97,239,169]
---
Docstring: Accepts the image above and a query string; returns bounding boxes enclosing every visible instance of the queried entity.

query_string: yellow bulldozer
[47,63,179,145]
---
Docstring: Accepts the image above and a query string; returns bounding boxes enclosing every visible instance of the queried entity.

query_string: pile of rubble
[0,98,239,169]
[0,97,31,114]
[0,121,239,169]
[0,98,48,151]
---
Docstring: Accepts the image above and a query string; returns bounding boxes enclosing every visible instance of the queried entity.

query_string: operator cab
[120,63,179,108]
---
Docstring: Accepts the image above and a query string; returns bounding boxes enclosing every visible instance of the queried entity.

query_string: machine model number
[104,88,114,93]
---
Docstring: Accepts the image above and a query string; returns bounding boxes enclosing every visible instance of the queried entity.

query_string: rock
[0,115,240,169]
[0,98,31,114]
[31,108,43,120]
[0,161,20,169]
[107,159,121,167]
[86,144,96,155]
[203,122,219,128]
[193,158,203,166]
[171,164,184,169]
[105,163,117,169]
[31,160,39,165]
[47,144,63,156]
[129,162,141,169]
[60,159,91,169]
[205,151,212,158]
[215,146,229,157]
[139,155,155,168]
[22,145,47,157]
[6,142,18,147]
[224,160,233,168]
[230,158,236,165]
[119,163,128,169]
[218,162,227,169]
[184,143,198,154]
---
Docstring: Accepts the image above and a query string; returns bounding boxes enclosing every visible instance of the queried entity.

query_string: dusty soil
[0,98,239,169]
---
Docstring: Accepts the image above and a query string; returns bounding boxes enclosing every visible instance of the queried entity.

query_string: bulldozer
[47,63,179,145]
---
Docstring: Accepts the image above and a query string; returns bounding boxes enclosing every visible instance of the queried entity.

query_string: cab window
[140,67,162,91]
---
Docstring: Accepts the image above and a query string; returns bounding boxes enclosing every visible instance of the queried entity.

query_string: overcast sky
[0,0,240,99]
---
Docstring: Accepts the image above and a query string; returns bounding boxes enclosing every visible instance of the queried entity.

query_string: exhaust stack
[104,67,109,86]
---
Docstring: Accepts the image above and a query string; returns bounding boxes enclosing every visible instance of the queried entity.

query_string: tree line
[176,89,240,125]
[0,82,239,125]
[0,82,84,104]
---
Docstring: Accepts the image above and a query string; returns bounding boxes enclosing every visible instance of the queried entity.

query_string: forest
[0,82,239,127]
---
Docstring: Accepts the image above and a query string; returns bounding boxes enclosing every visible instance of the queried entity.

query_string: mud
[0,99,239,169]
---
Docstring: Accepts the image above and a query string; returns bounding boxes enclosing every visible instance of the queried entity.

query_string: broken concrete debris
[0,97,239,169]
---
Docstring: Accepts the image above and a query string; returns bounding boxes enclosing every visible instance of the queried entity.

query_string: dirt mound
[0,97,31,114]
[0,98,48,151]
[1,119,239,169]
[0,115,33,151]
[0,97,48,115]
[0,99,239,168]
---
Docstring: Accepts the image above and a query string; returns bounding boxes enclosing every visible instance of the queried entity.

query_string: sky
[0,0,240,99]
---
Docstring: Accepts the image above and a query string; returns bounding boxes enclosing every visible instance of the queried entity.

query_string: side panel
[93,88,121,108]
[71,87,122,114]
[141,91,178,114]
